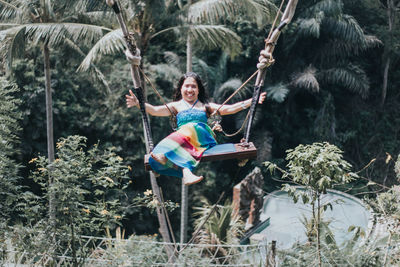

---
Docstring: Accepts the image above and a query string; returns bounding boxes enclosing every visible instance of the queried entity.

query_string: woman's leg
[150,152,168,165]
[182,168,203,185]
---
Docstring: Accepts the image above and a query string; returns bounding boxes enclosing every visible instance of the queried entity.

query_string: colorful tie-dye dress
[149,108,217,177]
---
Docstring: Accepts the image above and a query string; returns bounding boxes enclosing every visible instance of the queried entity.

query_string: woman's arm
[125,89,174,117]
[210,92,267,116]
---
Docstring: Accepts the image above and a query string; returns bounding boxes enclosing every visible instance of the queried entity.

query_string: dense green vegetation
[1,0,399,265]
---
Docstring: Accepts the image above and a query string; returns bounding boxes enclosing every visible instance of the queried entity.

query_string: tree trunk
[149,172,175,258]
[180,182,188,245]
[186,31,193,73]
[381,0,395,106]
[381,57,390,107]
[43,43,56,227]
[316,196,321,267]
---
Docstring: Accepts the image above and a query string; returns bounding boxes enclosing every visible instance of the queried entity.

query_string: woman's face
[180,77,199,103]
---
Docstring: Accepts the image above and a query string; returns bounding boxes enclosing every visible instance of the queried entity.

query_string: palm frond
[193,199,244,245]
[148,63,183,88]
[79,0,108,12]
[64,38,111,94]
[320,35,381,60]
[188,0,236,24]
[297,17,322,39]
[163,51,182,67]
[324,15,365,44]
[78,28,124,72]
[26,23,109,47]
[0,25,25,73]
[213,78,250,103]
[265,83,289,103]
[190,24,241,58]
[0,23,19,29]
[0,0,19,20]
[291,66,320,93]
[63,23,108,43]
[73,11,116,26]
[364,35,382,48]
[188,0,276,27]
[322,64,369,99]
[150,25,182,41]
[307,0,342,18]
[153,24,242,59]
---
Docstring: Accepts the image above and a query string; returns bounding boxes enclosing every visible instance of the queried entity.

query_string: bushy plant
[265,142,358,266]
[9,135,148,265]
[366,186,400,266]
[0,77,22,260]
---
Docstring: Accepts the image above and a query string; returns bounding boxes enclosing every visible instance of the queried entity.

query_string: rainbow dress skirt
[149,109,217,177]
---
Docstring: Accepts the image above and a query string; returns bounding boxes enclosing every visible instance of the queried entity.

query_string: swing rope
[267,0,286,41]
[139,67,178,129]
[210,0,287,138]
[213,70,259,116]
[139,68,176,117]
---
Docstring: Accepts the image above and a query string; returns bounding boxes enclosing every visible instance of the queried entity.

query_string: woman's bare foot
[183,168,204,185]
[150,152,168,165]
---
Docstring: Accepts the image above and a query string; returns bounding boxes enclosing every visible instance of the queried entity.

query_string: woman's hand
[211,123,222,132]
[125,89,139,108]
[258,91,267,104]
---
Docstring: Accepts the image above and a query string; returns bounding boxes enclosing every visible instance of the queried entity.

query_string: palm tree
[192,199,244,264]
[77,0,248,71]
[0,0,113,226]
[267,0,380,143]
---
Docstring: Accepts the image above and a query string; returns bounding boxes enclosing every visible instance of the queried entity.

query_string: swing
[144,142,257,171]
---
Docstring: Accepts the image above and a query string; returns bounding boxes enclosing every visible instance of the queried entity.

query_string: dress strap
[191,99,199,109]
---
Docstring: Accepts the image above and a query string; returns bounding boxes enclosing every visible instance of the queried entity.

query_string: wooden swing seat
[144,142,257,171]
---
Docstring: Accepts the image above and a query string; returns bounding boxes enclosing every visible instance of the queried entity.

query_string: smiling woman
[126,69,266,185]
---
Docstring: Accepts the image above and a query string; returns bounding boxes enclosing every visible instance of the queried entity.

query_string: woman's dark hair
[173,72,209,103]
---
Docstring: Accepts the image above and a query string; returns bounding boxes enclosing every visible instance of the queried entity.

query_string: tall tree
[263,0,380,155]
[0,0,113,227]
[378,0,400,106]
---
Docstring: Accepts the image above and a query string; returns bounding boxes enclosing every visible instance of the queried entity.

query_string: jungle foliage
[0,0,400,265]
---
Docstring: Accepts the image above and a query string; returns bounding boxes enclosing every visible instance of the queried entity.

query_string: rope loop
[125,48,141,66]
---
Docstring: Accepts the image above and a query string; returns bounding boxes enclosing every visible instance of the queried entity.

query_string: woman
[126,71,266,185]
